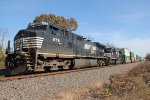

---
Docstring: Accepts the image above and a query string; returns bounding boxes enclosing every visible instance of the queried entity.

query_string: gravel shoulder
[0,63,140,100]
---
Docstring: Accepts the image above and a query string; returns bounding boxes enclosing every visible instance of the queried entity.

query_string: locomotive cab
[14,22,46,52]
[104,47,119,65]
[5,22,47,75]
[104,48,112,57]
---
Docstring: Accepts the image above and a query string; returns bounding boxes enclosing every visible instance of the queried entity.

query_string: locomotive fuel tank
[74,59,97,68]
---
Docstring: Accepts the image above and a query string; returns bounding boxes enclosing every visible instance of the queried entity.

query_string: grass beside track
[54,61,150,100]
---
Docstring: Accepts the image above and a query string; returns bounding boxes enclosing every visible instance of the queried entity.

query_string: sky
[0,0,150,57]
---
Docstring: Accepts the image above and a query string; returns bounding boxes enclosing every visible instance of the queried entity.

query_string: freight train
[5,22,142,75]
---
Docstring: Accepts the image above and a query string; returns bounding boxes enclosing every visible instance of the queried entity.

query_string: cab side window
[49,25,59,35]
[77,36,82,41]
[61,30,69,38]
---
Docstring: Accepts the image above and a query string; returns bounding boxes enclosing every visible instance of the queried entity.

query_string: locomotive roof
[27,22,68,32]
[93,42,106,47]
[27,22,106,47]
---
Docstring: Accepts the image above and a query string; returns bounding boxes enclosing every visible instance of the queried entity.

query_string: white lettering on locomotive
[84,44,91,49]
[53,38,60,43]
[91,46,96,54]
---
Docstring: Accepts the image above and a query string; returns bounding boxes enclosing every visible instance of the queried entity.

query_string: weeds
[102,62,150,99]
[128,62,150,77]
[53,62,150,100]
[91,62,150,99]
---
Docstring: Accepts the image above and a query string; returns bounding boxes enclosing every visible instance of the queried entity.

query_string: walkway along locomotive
[5,22,140,75]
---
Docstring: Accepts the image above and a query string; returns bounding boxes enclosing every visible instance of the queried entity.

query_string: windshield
[104,48,112,53]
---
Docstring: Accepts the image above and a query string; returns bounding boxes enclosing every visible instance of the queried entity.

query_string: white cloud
[85,31,149,57]
[116,12,149,23]
[112,34,150,57]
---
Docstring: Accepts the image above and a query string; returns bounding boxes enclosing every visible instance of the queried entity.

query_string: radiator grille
[14,37,44,49]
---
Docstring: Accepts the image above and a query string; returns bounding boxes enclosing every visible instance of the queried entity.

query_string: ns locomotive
[5,22,120,75]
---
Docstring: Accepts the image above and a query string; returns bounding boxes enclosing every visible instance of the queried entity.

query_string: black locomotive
[5,22,119,75]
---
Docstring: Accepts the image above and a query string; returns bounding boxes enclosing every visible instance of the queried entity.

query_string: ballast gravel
[0,63,139,100]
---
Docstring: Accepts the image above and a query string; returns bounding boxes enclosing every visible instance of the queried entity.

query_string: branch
[0,28,8,47]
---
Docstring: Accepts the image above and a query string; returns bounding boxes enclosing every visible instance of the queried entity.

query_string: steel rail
[0,63,126,82]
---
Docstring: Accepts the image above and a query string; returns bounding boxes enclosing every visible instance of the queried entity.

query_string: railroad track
[0,66,108,82]
[0,63,129,82]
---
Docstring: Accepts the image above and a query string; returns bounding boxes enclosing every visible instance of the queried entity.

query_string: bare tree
[0,28,8,47]
[105,42,116,48]
[145,53,150,61]
[0,28,9,66]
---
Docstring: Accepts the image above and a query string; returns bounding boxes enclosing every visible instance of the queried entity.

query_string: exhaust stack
[6,40,10,54]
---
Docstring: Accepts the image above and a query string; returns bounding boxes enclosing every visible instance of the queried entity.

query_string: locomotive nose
[14,30,37,39]
[14,30,44,51]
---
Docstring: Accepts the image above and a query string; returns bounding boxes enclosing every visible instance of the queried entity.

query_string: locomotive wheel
[58,66,64,71]
[69,59,75,70]
[105,57,111,66]
[97,60,102,67]
[44,66,51,72]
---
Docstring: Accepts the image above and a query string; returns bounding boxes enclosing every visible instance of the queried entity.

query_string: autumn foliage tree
[33,14,78,31]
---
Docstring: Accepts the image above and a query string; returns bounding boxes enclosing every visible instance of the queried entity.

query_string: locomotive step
[27,64,33,67]
[25,54,31,56]
[26,58,32,60]
[27,61,32,64]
